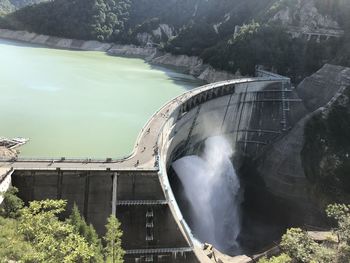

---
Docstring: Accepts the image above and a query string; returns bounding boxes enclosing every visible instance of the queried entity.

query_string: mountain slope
[0,0,15,14]
[0,0,349,81]
[0,0,48,14]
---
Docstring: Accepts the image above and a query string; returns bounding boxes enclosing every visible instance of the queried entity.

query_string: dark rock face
[297,64,350,112]
[297,64,350,206]
[244,64,350,227]
[302,87,350,205]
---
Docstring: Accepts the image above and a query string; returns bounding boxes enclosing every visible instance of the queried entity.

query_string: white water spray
[172,136,242,253]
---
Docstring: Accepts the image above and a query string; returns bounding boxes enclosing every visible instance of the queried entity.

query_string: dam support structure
[11,168,194,262]
[1,68,324,262]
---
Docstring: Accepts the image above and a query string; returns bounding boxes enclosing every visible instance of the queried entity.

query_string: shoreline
[0,28,239,83]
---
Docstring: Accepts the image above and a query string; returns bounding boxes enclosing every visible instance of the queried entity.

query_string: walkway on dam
[0,77,286,172]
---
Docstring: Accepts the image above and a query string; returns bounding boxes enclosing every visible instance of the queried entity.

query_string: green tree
[18,199,96,263]
[326,204,350,244]
[68,204,104,263]
[280,211,348,263]
[282,227,337,262]
[280,228,335,262]
[0,186,24,218]
[93,0,131,41]
[0,0,15,15]
[0,216,35,262]
[104,214,124,263]
[281,228,320,262]
[258,253,292,263]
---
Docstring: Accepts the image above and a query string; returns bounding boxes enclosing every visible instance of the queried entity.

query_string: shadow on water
[106,51,205,90]
[0,37,61,49]
[150,64,205,90]
[0,37,97,52]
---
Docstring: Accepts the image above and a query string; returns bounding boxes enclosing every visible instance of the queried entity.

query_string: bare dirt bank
[0,28,239,83]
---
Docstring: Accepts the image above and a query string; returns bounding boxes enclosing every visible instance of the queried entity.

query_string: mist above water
[172,136,242,253]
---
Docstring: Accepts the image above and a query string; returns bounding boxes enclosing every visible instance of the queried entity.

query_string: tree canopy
[104,214,124,263]
[1,0,349,82]
[260,204,350,263]
[0,188,124,262]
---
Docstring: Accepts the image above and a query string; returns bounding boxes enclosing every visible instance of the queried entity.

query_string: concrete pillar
[185,105,201,149]
[112,172,118,216]
[30,171,35,200]
[83,173,90,219]
[316,35,321,43]
[235,85,249,143]
[56,170,63,199]
[132,174,136,199]
[221,93,234,131]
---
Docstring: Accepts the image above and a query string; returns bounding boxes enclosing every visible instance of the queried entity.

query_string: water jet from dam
[172,136,242,254]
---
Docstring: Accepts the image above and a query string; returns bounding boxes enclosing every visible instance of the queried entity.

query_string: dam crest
[1,69,304,262]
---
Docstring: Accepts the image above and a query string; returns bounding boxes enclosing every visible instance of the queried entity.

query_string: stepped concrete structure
[0,67,308,262]
[287,26,345,42]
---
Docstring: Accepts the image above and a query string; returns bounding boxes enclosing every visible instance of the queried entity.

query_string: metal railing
[125,247,193,255]
[117,200,167,206]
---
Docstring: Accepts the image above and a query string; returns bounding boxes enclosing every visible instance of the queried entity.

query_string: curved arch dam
[2,66,342,262]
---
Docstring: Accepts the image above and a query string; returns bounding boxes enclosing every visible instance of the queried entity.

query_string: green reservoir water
[0,39,201,158]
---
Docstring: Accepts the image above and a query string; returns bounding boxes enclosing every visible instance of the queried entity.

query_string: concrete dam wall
[1,71,320,262]
[11,169,193,263]
[159,78,304,168]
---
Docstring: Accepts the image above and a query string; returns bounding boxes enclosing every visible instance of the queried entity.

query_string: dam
[0,66,312,262]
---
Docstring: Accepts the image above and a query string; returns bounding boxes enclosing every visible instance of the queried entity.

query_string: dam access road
[0,73,297,263]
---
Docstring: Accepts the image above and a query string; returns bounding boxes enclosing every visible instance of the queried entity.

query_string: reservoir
[0,39,201,158]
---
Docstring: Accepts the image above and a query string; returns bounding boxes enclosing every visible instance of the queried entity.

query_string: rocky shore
[0,147,17,159]
[0,28,239,83]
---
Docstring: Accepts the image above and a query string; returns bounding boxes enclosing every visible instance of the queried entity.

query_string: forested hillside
[0,0,47,14]
[10,0,48,9]
[0,0,14,14]
[1,0,350,81]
